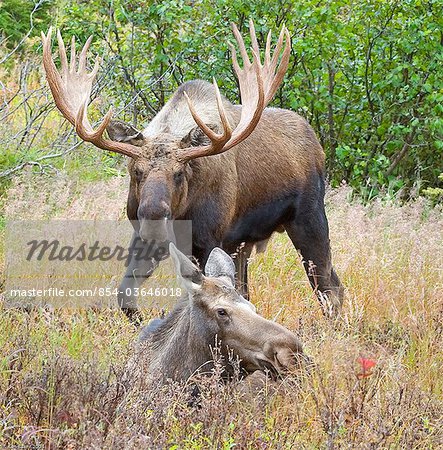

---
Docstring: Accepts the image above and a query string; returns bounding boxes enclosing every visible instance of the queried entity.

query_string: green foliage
[0,0,55,49]
[283,0,443,198]
[4,0,443,200]
[423,173,443,205]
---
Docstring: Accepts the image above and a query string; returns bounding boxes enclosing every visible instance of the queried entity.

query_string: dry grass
[1,174,442,449]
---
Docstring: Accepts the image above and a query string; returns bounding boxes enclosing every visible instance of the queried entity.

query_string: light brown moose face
[170,244,305,376]
[128,140,189,242]
[197,278,304,375]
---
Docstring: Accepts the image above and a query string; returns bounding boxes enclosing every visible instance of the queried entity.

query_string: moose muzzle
[138,217,170,243]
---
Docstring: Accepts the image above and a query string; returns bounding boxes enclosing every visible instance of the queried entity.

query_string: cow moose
[133,243,305,383]
[41,20,344,321]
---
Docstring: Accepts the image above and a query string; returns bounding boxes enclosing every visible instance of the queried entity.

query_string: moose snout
[138,218,170,244]
[138,200,171,242]
[273,346,304,371]
[262,334,305,373]
[138,200,171,221]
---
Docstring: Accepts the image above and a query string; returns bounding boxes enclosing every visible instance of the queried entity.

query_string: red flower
[357,357,376,379]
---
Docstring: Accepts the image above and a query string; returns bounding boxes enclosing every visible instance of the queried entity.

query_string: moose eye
[134,168,144,181]
[174,170,184,184]
[217,308,228,317]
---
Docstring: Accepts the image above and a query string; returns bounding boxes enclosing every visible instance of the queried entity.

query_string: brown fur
[125,80,324,226]
[112,79,324,239]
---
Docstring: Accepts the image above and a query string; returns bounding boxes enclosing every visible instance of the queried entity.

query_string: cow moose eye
[217,308,228,317]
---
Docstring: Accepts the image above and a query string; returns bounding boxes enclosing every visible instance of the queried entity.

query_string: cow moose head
[137,244,306,381]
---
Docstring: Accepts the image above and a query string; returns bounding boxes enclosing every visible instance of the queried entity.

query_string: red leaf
[358,357,376,371]
[357,357,377,379]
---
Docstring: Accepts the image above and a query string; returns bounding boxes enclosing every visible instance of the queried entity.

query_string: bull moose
[133,243,305,382]
[41,20,344,320]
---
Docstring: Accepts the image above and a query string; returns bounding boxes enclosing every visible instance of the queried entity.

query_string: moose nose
[139,218,169,243]
[274,346,303,371]
[138,200,171,221]
[264,333,305,372]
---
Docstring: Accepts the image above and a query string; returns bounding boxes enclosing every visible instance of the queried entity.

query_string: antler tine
[184,91,219,142]
[231,23,251,68]
[41,29,141,159]
[78,35,93,74]
[179,79,232,161]
[56,29,68,75]
[249,19,261,65]
[180,20,290,162]
[70,35,76,73]
[76,102,114,141]
[270,26,285,71]
[266,26,291,104]
[265,30,272,66]
[42,28,75,126]
[89,55,101,80]
[212,77,232,140]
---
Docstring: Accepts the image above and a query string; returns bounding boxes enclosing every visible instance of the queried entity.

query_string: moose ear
[169,243,203,292]
[204,248,236,287]
[107,120,145,146]
[180,124,219,148]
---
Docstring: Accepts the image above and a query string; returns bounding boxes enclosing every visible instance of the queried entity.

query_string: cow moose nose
[274,346,303,371]
[264,333,305,373]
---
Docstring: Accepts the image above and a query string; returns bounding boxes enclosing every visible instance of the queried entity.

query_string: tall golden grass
[0,174,442,448]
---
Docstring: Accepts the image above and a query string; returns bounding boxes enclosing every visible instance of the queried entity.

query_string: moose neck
[181,155,239,222]
[148,295,217,380]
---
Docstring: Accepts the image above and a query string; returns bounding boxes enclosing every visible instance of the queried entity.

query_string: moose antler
[41,28,141,159]
[179,19,291,162]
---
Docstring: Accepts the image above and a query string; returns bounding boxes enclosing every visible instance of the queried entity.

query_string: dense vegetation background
[1,2,443,447]
[1,0,442,201]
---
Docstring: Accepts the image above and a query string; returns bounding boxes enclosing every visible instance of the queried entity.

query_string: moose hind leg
[285,206,344,317]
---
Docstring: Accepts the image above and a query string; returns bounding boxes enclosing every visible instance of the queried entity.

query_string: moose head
[137,244,305,381]
[41,21,290,244]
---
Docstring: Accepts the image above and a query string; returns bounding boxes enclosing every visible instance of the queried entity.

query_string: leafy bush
[1,0,442,200]
[0,0,55,50]
[423,173,443,205]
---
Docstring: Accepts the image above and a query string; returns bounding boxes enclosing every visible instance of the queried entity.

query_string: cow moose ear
[169,243,203,292]
[106,120,145,146]
[204,248,236,287]
[180,124,219,148]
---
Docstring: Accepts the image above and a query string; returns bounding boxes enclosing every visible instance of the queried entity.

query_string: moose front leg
[235,239,272,299]
[285,206,344,318]
[233,243,254,300]
[118,231,159,324]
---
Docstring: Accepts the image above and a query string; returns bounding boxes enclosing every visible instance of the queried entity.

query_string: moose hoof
[317,292,342,319]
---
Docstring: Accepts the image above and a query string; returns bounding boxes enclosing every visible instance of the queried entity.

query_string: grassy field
[0,173,442,449]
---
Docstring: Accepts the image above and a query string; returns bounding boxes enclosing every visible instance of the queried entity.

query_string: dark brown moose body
[41,20,344,321]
